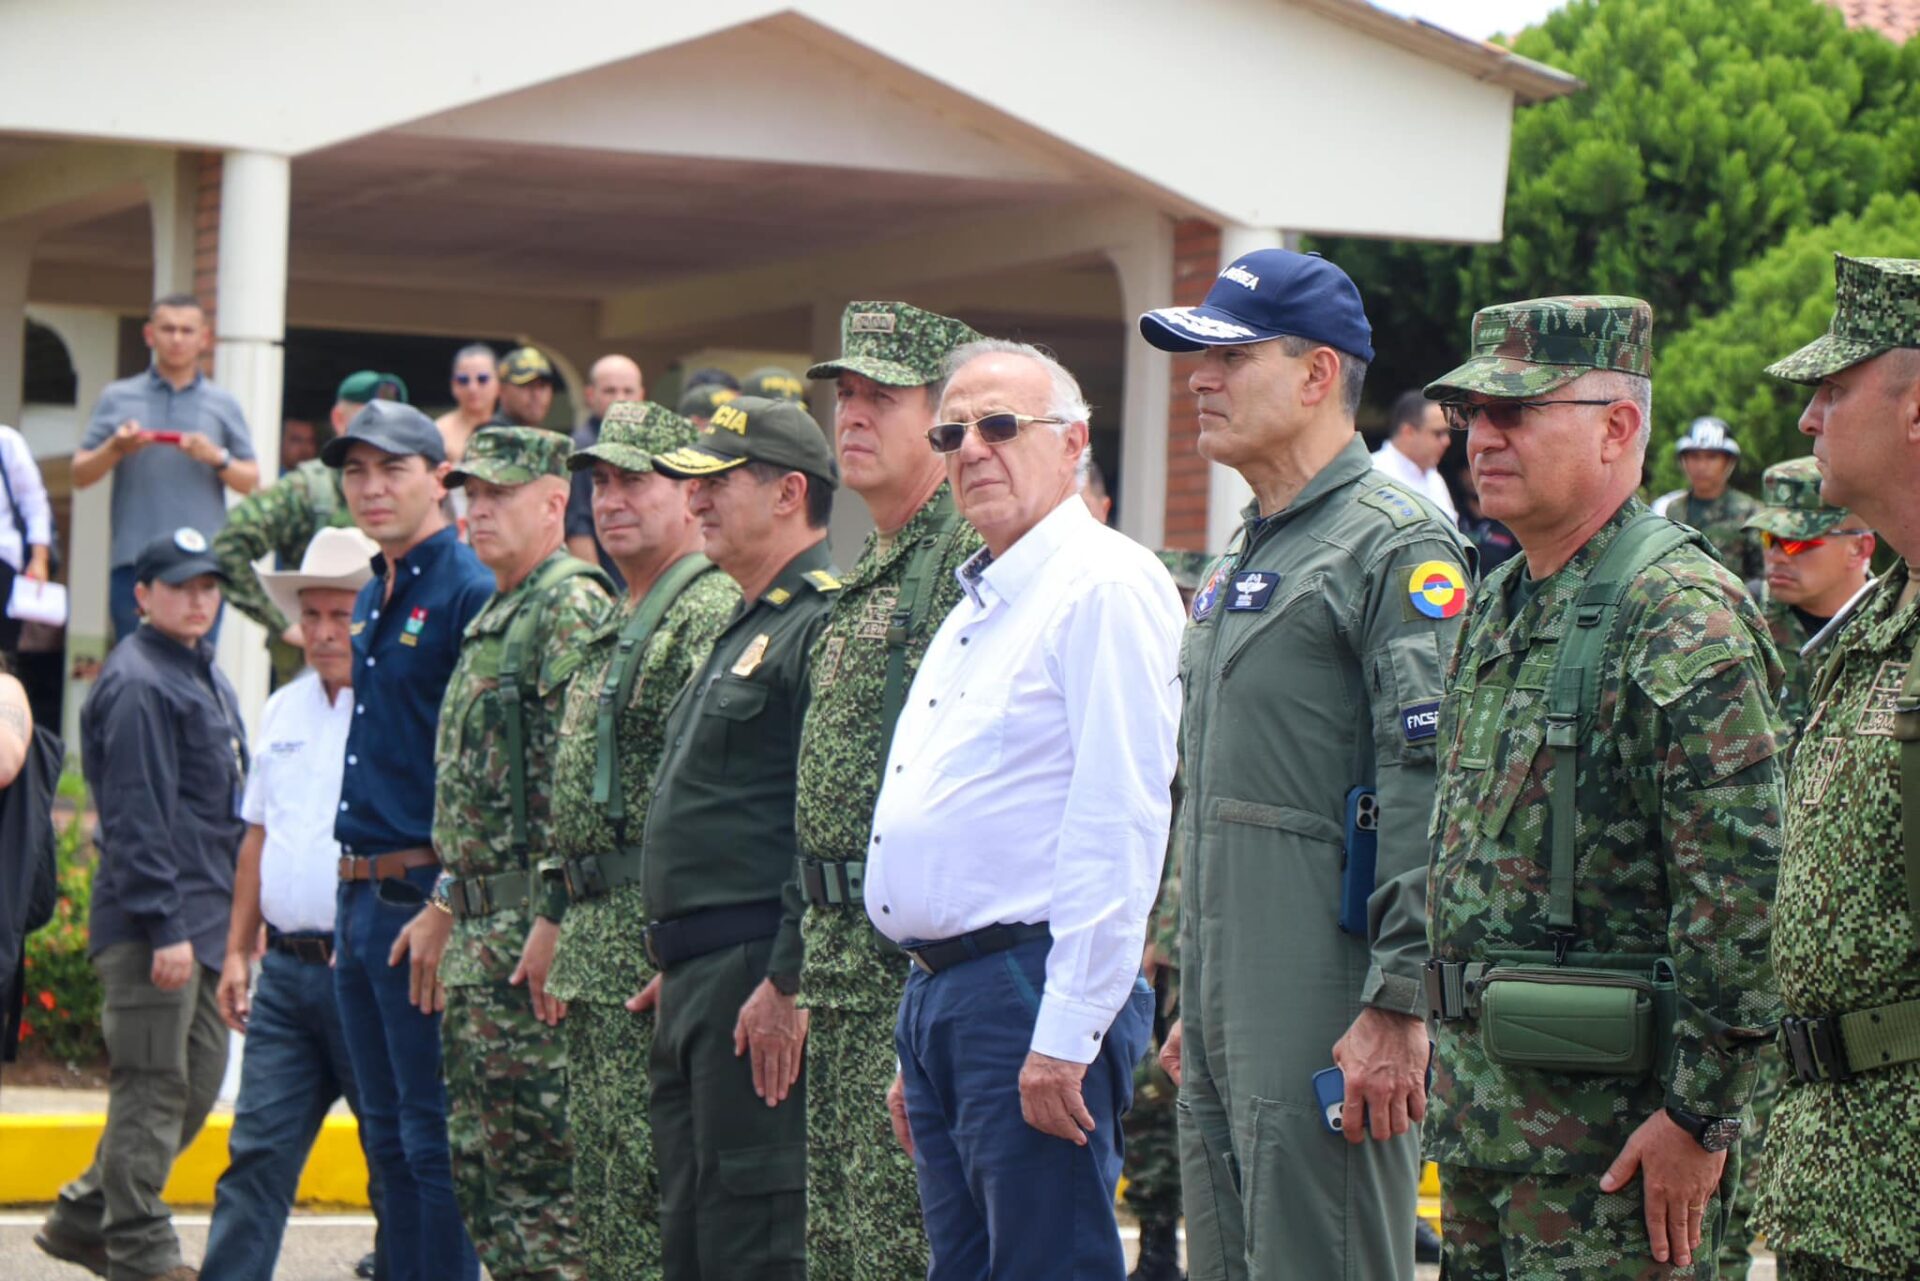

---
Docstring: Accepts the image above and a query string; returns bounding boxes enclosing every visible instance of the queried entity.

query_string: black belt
[644,899,784,970]
[551,848,643,903]
[900,922,1051,976]
[446,868,534,920]
[797,857,865,908]
[267,929,333,965]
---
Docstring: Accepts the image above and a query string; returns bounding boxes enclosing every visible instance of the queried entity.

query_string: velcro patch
[1225,571,1279,611]
[850,313,897,334]
[1402,700,1440,742]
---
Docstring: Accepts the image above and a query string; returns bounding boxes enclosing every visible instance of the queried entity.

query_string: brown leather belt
[337,848,438,882]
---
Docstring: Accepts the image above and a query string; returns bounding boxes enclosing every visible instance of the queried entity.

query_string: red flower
[18,1020,32,1039]
[38,990,57,1011]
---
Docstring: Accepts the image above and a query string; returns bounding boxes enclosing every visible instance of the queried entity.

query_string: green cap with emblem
[805,301,984,388]
[1424,295,1653,400]
[1743,456,1854,540]
[652,395,839,487]
[569,401,697,474]
[677,382,739,422]
[1766,254,1920,385]
[742,366,808,403]
[336,369,410,405]
[499,346,558,386]
[446,426,573,488]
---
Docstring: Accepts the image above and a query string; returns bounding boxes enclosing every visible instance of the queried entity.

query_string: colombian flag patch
[1408,560,1468,620]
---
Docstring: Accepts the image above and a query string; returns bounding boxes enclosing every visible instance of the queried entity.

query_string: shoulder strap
[1892,627,1920,949]
[1542,512,1701,953]
[594,553,714,839]
[880,491,963,770]
[501,556,611,864]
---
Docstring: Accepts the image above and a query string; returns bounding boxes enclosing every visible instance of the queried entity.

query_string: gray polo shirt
[82,366,256,567]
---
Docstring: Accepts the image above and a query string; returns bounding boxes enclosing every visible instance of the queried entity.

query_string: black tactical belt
[267,929,333,965]
[798,857,865,908]
[1424,958,1493,1021]
[552,848,643,902]
[447,868,533,920]
[900,922,1051,976]
[1780,999,1920,1084]
[644,899,784,970]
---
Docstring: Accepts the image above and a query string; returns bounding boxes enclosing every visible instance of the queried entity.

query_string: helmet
[1675,416,1740,457]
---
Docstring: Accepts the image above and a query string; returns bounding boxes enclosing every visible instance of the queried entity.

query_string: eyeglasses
[1441,399,1619,432]
[1759,529,1869,556]
[454,373,493,387]
[927,412,1064,454]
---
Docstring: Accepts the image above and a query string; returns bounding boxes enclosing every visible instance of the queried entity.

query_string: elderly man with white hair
[866,339,1184,1279]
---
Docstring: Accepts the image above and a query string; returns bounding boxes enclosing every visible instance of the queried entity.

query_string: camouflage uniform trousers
[1717,1044,1786,1280]
[566,999,660,1281]
[1438,1159,1736,1280]
[804,1003,929,1281]
[1121,1049,1182,1233]
[442,979,583,1281]
[1774,1256,1917,1281]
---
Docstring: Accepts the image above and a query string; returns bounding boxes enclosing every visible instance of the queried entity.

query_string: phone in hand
[1312,1052,1437,1135]
[142,430,184,445]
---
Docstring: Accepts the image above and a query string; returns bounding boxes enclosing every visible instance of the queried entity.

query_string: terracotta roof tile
[1823,0,1920,42]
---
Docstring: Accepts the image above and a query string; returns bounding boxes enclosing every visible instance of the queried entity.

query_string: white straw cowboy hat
[258,526,379,625]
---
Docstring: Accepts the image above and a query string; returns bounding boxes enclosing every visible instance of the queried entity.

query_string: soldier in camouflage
[419,428,615,1280]
[1753,254,1920,1281]
[214,370,407,644]
[1423,295,1785,1279]
[539,401,739,1281]
[791,302,982,1281]
[1654,417,1763,585]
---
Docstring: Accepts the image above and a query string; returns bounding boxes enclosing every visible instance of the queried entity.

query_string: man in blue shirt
[324,401,493,1281]
[72,294,260,644]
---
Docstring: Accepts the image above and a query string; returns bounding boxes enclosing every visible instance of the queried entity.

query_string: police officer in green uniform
[494,348,560,430]
[540,402,740,1281]
[416,428,615,1280]
[1653,417,1762,585]
[791,302,982,1281]
[744,366,808,404]
[1139,248,1471,1281]
[1422,296,1784,1279]
[1753,254,1920,1281]
[638,397,842,1281]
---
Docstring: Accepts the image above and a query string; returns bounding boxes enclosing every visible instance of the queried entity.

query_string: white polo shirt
[241,670,353,933]
[1372,438,1458,523]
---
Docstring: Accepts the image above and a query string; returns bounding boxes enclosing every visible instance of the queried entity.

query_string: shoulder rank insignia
[766,587,793,606]
[802,568,843,592]
[732,632,771,677]
[1359,483,1424,529]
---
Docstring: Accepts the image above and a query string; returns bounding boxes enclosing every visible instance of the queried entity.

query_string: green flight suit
[642,540,840,1281]
[1174,437,1469,1281]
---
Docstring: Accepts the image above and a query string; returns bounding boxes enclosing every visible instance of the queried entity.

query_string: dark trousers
[203,947,388,1281]
[45,941,228,1279]
[334,870,478,1281]
[110,564,223,647]
[896,937,1153,1281]
[651,935,807,1281]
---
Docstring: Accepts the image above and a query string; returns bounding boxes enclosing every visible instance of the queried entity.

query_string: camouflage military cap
[1766,254,1920,384]
[499,346,557,386]
[446,426,572,489]
[805,301,983,388]
[653,395,839,487]
[1425,295,1653,400]
[568,400,697,474]
[1156,549,1214,592]
[1743,456,1853,539]
[677,382,739,422]
[742,366,808,403]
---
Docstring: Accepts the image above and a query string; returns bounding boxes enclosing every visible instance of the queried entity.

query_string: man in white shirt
[1372,389,1458,522]
[866,340,1183,1279]
[201,527,382,1280]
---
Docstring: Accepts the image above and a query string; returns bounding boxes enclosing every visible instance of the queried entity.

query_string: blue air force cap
[1138,248,1375,362]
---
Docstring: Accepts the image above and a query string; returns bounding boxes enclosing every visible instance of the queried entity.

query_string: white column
[209,150,290,741]
[1107,215,1175,550]
[0,230,32,429]
[1205,225,1284,549]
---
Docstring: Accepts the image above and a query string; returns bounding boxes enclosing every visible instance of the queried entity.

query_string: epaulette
[802,569,843,593]
[1356,481,1425,529]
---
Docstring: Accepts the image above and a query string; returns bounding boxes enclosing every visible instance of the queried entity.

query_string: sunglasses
[927,412,1064,454]
[1441,399,1618,432]
[1759,529,1868,556]
[454,373,493,387]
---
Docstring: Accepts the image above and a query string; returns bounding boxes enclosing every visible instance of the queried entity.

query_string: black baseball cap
[321,400,447,468]
[134,527,228,586]
[1139,248,1375,362]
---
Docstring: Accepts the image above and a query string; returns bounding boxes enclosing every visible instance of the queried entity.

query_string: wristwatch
[429,872,454,917]
[216,446,233,471]
[1665,1105,1742,1152]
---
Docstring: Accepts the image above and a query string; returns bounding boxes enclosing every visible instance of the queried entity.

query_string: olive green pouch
[1480,966,1655,1076]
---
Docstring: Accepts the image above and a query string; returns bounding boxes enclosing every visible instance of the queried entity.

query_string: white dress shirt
[0,426,53,571]
[240,670,353,933]
[864,497,1183,1064]
[1372,438,1458,522]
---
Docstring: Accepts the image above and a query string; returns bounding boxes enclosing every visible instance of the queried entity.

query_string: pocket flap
[718,1142,807,1196]
[705,677,769,722]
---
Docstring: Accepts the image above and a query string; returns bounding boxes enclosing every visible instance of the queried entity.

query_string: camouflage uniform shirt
[1427,500,1786,1175]
[544,562,739,1005]
[1755,565,1920,1274]
[213,459,353,634]
[1761,595,1820,745]
[433,549,613,987]
[791,486,980,1012]
[1672,488,1762,586]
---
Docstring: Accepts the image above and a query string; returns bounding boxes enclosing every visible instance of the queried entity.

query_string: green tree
[1651,191,1920,491]
[1315,0,1920,409]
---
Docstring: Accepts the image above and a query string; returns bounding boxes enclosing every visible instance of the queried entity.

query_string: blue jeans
[334,868,478,1281]
[896,937,1153,1281]
[203,947,386,1281]
[110,564,223,646]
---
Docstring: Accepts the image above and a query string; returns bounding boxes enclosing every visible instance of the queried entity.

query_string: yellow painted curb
[0,1113,370,1207]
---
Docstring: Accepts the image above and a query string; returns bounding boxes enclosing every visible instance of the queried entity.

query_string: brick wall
[193,153,221,368]
[1162,218,1219,550]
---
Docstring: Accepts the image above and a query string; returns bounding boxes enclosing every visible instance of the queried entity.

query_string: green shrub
[20,773,104,1065]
